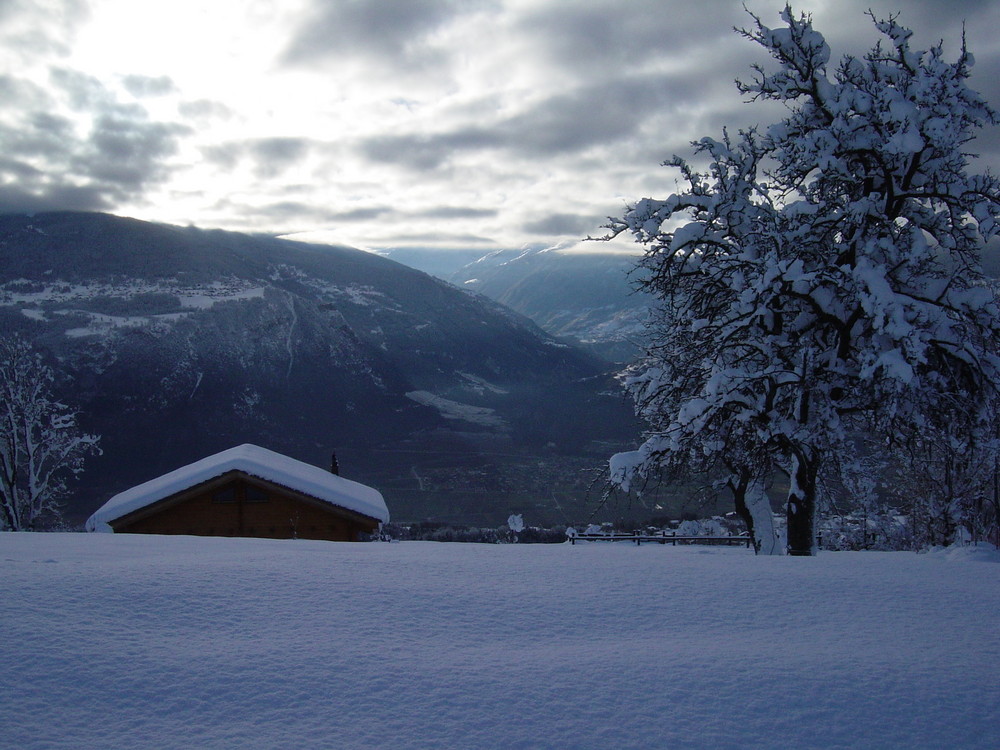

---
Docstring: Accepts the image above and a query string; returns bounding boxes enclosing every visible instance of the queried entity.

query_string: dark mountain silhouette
[0,212,638,526]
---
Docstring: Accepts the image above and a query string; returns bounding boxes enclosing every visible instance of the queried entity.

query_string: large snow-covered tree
[0,336,100,530]
[607,6,1000,555]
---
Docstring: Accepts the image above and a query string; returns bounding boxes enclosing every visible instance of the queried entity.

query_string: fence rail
[570,532,752,547]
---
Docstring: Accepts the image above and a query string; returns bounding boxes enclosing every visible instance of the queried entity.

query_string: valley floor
[2,533,998,749]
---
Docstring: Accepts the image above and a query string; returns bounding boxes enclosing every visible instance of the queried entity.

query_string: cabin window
[213,486,237,504]
[245,485,268,503]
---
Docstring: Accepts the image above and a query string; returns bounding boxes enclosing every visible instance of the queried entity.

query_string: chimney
[330,452,340,476]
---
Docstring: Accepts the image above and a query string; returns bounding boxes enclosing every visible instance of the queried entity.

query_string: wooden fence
[569,531,752,547]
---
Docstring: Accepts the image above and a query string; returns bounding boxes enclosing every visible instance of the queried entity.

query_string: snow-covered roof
[86,444,388,531]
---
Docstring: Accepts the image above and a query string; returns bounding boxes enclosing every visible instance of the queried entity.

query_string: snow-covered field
[3,534,998,749]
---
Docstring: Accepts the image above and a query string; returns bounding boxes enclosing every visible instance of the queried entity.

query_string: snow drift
[2,533,998,749]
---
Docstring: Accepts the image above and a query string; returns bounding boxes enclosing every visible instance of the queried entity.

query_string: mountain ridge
[1,212,639,526]
[378,244,650,361]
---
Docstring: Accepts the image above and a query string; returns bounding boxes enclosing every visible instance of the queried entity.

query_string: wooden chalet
[86,444,388,542]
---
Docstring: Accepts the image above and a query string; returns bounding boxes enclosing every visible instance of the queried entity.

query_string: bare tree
[0,336,100,530]
[888,403,998,548]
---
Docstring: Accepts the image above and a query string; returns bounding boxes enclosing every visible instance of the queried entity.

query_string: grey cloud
[0,114,78,210]
[253,202,340,223]
[76,114,189,196]
[0,0,89,57]
[202,137,317,178]
[522,213,603,236]
[324,205,497,222]
[0,74,52,109]
[256,202,493,224]
[327,206,392,222]
[0,183,112,214]
[361,127,499,170]
[240,201,497,233]
[0,68,190,214]
[415,206,497,220]
[28,111,71,136]
[121,74,177,98]
[503,74,697,156]
[513,0,999,168]
[844,0,997,33]
[252,202,393,224]
[49,67,118,111]
[282,0,477,72]
[202,143,243,170]
[518,0,739,76]
[385,231,496,246]
[179,99,234,121]
[250,138,310,178]
[359,71,697,170]
[4,112,76,160]
[0,156,42,179]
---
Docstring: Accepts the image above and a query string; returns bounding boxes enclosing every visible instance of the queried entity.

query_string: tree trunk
[730,471,756,550]
[748,478,780,555]
[731,469,780,555]
[786,451,819,556]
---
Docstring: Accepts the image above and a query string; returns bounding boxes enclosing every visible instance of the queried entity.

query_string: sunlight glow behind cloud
[1,0,997,253]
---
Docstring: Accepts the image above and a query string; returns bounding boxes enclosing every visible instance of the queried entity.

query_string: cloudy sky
[2,0,998,253]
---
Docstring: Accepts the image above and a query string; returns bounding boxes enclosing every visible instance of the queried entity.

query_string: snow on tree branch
[606,6,1000,555]
[1,336,101,531]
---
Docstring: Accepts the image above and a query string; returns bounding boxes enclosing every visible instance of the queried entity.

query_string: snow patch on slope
[0,277,265,308]
[457,372,509,395]
[176,285,265,309]
[406,391,508,428]
[60,310,189,338]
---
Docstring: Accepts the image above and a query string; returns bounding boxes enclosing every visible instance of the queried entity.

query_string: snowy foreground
[3,534,998,749]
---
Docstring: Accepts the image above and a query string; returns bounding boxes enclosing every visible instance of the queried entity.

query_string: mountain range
[0,212,642,527]
[378,246,651,362]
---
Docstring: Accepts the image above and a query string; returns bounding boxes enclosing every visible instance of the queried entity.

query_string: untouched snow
[2,534,998,749]
[86,444,388,530]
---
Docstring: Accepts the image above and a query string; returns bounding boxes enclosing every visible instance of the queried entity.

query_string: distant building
[86,444,388,542]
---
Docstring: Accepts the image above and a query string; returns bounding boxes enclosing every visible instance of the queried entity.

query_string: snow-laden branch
[606,6,1000,555]
[0,336,101,530]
